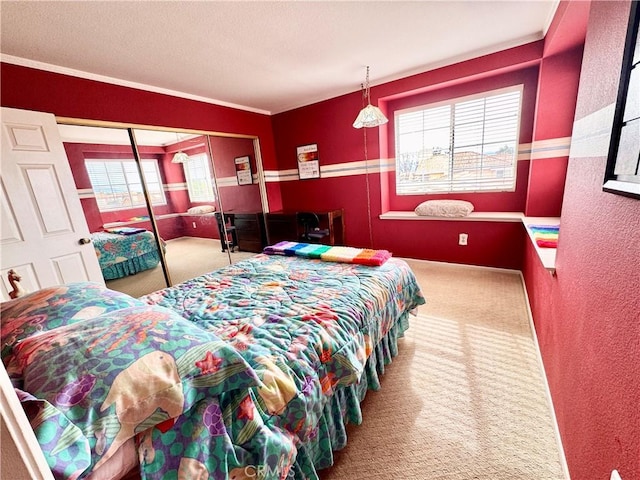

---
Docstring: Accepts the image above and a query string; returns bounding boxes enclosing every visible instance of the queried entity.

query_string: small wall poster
[234,156,253,185]
[297,143,320,179]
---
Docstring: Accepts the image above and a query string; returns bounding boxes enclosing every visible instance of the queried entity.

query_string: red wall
[523,2,640,479]
[2,2,638,478]
[209,136,263,214]
[271,44,544,268]
[526,47,584,217]
[0,62,282,191]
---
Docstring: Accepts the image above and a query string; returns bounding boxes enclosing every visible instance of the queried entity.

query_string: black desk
[265,209,345,246]
[216,211,267,253]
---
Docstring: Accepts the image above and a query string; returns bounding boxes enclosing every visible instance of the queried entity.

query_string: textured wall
[524,2,640,479]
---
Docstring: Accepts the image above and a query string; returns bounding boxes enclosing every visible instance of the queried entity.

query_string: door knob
[79,238,92,245]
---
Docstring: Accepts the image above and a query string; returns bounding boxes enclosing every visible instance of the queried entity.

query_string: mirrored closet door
[59,124,171,297]
[132,127,237,287]
[207,134,267,258]
[58,121,269,298]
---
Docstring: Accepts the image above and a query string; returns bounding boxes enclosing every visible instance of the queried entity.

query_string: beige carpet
[105,236,255,298]
[319,259,567,480]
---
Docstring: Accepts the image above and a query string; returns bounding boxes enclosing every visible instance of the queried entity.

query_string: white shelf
[522,217,560,274]
[103,213,182,228]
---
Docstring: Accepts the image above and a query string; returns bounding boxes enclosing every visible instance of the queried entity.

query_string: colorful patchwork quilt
[264,241,392,266]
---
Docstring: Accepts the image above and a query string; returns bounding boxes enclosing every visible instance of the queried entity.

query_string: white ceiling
[1,1,558,115]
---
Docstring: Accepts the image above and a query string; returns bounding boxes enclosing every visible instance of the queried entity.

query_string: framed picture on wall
[603,1,639,199]
[234,156,253,185]
[297,143,320,179]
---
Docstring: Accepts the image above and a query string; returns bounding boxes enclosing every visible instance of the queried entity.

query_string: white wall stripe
[262,138,570,183]
[569,103,615,159]
[529,137,572,160]
[164,182,187,191]
[77,188,94,199]
[76,137,573,195]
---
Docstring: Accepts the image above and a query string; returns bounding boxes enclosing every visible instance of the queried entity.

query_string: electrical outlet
[192,222,197,229]
[611,470,622,480]
[459,233,468,246]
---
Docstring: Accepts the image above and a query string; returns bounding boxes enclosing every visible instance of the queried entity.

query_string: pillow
[414,200,474,217]
[187,205,216,214]
[1,283,144,361]
[7,304,258,471]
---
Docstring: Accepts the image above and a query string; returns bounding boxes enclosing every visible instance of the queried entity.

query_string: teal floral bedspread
[142,254,425,476]
[1,254,424,480]
[92,231,163,280]
[1,284,294,480]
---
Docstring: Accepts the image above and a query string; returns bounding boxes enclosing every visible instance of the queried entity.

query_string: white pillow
[414,200,474,217]
[187,205,216,214]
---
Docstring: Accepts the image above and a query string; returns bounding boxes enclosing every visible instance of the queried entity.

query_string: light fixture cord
[365,66,371,105]
[361,75,374,250]
[364,127,374,249]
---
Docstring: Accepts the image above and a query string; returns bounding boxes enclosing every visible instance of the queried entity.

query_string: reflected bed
[92,229,164,280]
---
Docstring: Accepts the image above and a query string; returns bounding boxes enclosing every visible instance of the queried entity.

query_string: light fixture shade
[172,151,190,164]
[353,103,389,129]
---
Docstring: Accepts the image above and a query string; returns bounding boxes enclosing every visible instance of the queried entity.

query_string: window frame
[183,153,216,203]
[603,1,640,199]
[394,85,523,196]
[85,158,167,212]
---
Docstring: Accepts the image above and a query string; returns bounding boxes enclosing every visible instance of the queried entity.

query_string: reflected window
[184,153,216,202]
[85,159,166,211]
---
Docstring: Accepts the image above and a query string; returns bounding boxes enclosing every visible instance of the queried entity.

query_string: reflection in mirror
[208,135,267,263]
[132,128,243,285]
[58,121,269,297]
[58,124,169,297]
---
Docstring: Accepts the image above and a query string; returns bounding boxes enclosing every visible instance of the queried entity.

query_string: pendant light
[353,66,388,129]
[171,132,189,164]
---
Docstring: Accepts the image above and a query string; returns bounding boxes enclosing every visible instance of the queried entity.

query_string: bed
[1,249,425,480]
[91,229,164,280]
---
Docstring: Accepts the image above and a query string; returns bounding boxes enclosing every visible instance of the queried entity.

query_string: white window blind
[184,153,216,202]
[85,159,166,212]
[395,86,522,195]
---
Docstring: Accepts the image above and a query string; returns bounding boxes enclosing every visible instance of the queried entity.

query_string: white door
[1,107,104,300]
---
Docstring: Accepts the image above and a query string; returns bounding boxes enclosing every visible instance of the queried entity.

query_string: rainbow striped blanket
[529,224,560,248]
[263,241,392,266]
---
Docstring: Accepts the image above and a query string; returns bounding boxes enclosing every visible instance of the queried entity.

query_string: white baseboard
[518,271,572,480]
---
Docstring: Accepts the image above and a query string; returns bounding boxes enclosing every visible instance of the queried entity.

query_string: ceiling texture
[1,1,559,115]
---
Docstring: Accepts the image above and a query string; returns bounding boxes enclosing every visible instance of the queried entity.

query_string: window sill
[103,213,182,228]
[522,217,560,275]
[379,211,559,274]
[379,211,524,222]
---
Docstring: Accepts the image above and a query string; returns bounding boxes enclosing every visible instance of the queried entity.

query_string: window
[604,2,640,199]
[184,153,216,202]
[395,86,522,195]
[85,159,166,212]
